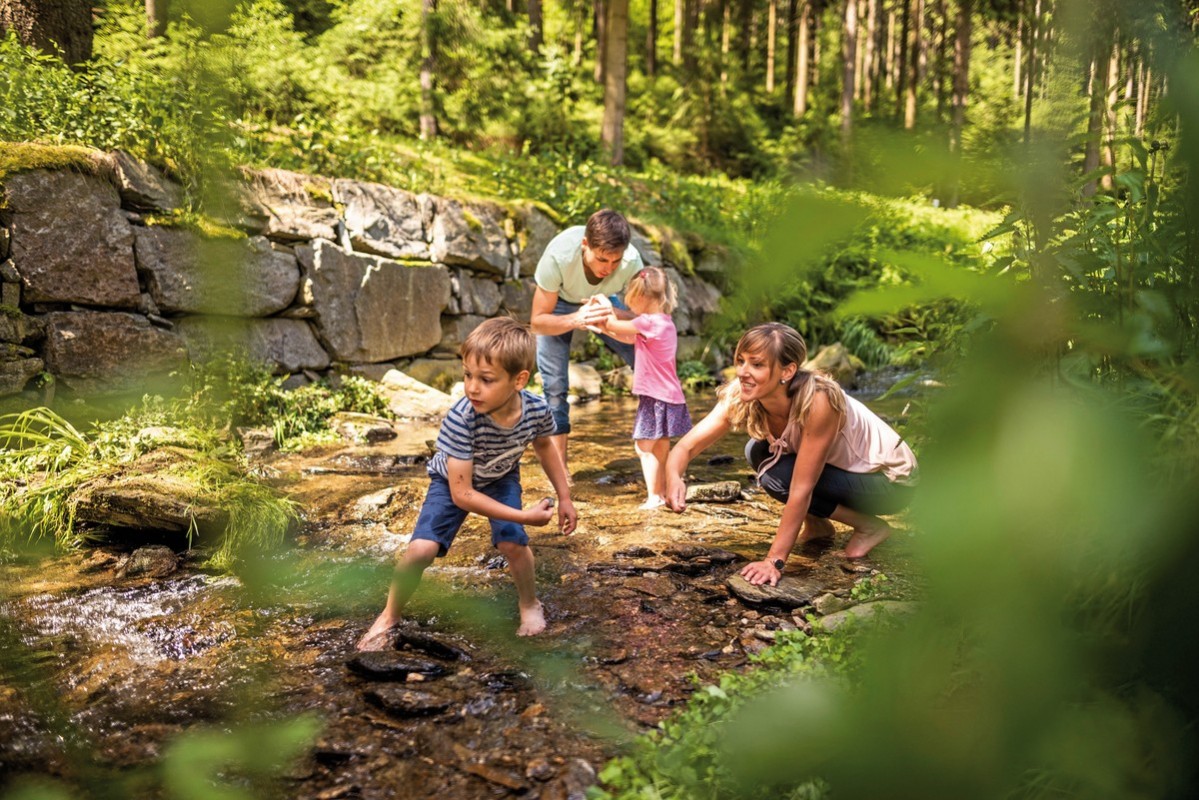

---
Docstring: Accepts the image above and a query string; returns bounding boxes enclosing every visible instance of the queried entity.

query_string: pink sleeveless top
[755,393,918,485]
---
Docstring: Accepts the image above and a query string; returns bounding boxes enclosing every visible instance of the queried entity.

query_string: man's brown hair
[461,317,536,377]
[584,209,632,253]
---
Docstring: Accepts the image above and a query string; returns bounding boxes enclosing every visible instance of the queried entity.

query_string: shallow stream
[0,392,919,799]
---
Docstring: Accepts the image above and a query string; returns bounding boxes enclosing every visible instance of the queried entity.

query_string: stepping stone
[364,686,451,717]
[395,630,472,661]
[614,545,658,559]
[726,574,824,609]
[663,545,741,564]
[346,652,448,681]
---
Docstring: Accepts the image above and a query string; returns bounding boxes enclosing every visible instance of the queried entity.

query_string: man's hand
[579,295,611,333]
[740,559,781,587]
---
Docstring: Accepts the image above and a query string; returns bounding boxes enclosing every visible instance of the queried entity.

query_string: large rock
[0,308,40,343]
[449,269,502,316]
[299,239,451,363]
[72,466,226,535]
[332,179,431,260]
[726,574,825,609]
[0,355,43,397]
[817,600,919,632]
[175,316,330,374]
[239,168,340,242]
[135,229,299,317]
[1,169,141,308]
[629,222,662,267]
[568,363,603,397]
[438,314,487,354]
[109,151,181,212]
[500,278,535,322]
[680,274,721,333]
[401,358,463,393]
[804,343,863,388]
[685,481,742,503]
[42,311,188,394]
[379,369,455,420]
[514,204,560,278]
[429,198,513,276]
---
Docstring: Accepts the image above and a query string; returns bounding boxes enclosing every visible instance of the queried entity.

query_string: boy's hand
[524,497,556,526]
[558,497,578,534]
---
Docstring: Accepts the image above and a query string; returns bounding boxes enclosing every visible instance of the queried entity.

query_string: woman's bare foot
[639,496,666,510]
[844,520,893,558]
[798,515,835,543]
[356,613,401,651]
[516,600,546,636]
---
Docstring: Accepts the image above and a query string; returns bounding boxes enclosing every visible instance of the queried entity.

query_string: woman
[664,323,917,586]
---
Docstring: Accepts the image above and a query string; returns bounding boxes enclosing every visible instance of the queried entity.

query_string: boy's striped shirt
[427,390,556,485]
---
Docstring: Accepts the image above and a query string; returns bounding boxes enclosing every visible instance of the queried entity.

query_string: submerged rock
[346,652,448,681]
[118,545,179,579]
[726,574,824,609]
[363,686,452,717]
[685,481,741,503]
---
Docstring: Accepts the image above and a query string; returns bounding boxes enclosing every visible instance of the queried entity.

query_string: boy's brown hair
[461,317,536,377]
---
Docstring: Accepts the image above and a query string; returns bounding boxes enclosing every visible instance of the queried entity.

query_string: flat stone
[347,652,448,681]
[330,412,396,444]
[332,178,430,260]
[175,316,330,374]
[726,574,824,609]
[363,686,452,718]
[42,311,188,394]
[625,575,677,598]
[239,168,340,242]
[110,151,182,212]
[378,369,455,421]
[429,197,512,275]
[395,631,472,662]
[0,356,43,397]
[685,481,742,503]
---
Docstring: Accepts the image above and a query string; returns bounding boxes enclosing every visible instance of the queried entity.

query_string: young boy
[356,317,578,650]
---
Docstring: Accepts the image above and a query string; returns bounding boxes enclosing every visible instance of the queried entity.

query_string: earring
[779,378,787,384]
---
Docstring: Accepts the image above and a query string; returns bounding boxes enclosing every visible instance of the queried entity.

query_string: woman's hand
[665,476,687,512]
[740,559,781,587]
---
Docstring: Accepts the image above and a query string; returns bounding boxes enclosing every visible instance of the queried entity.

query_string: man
[530,209,644,473]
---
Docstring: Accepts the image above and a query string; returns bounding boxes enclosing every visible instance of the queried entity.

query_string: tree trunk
[682,0,699,72]
[601,0,630,165]
[1022,0,1041,145]
[737,0,752,74]
[842,0,858,139]
[884,0,896,92]
[862,0,879,110]
[595,0,607,83]
[934,0,948,119]
[720,0,730,85]
[1013,0,1023,99]
[673,0,684,64]
[947,0,971,207]
[895,0,911,120]
[785,0,798,100]
[146,0,168,39]
[794,0,810,115]
[766,0,778,92]
[0,0,93,64]
[419,0,438,140]
[528,0,543,51]
[1136,59,1149,137]
[1102,39,1119,191]
[903,0,923,128]
[647,0,657,76]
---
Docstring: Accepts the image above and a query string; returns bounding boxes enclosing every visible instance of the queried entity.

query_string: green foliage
[591,627,869,800]
[677,360,716,391]
[187,356,394,450]
[0,403,299,568]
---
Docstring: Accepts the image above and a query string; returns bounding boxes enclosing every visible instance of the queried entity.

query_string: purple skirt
[632,395,693,440]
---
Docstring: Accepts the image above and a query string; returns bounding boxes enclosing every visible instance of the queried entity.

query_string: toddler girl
[600,267,692,509]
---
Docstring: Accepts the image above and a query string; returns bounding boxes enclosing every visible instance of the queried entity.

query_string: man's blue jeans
[536,296,635,434]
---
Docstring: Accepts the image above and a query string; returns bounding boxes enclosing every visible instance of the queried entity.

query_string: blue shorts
[410,471,528,557]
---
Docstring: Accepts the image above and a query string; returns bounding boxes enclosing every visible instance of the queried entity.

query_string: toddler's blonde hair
[625,266,677,314]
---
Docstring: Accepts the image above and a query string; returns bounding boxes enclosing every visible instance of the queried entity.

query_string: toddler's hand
[525,497,555,526]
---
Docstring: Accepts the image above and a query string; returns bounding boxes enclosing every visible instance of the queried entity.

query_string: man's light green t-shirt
[534,226,644,304]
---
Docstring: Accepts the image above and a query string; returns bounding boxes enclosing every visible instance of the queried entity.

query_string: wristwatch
[769,558,785,571]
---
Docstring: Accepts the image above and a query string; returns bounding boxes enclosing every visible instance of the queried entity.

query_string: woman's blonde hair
[625,266,677,314]
[719,322,845,447]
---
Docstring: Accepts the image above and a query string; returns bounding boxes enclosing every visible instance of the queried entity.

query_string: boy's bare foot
[639,496,666,510]
[356,614,401,651]
[516,600,546,636]
[798,516,835,543]
[844,520,893,558]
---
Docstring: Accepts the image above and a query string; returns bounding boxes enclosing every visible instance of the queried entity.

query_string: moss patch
[0,142,106,185]
[143,210,247,240]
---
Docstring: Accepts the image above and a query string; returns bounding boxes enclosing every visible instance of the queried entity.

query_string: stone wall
[0,152,726,399]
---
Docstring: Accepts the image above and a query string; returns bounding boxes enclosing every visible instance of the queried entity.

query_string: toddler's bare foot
[798,516,835,543]
[639,496,666,510]
[356,614,401,651]
[844,520,893,558]
[516,600,546,637]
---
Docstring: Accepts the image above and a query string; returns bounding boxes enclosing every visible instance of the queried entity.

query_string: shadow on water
[0,387,923,799]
